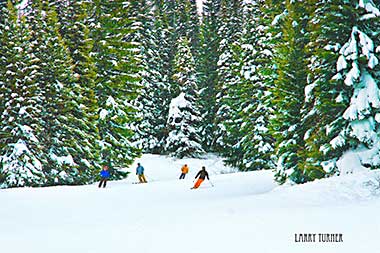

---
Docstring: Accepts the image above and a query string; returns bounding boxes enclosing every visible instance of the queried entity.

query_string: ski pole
[209,180,214,187]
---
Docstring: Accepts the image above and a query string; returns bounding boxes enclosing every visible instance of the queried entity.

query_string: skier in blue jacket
[136,163,147,183]
[98,165,110,188]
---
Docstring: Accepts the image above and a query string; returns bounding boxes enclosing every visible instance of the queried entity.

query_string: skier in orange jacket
[179,164,189,180]
[191,166,209,189]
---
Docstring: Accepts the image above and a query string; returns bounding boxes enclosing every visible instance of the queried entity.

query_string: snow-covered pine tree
[302,0,357,177]
[129,0,156,151]
[134,0,202,154]
[0,2,46,188]
[159,0,179,95]
[214,0,243,154]
[215,3,249,169]
[0,0,8,24]
[91,0,141,178]
[165,37,204,158]
[160,0,201,98]
[124,0,149,45]
[131,1,171,154]
[162,0,200,95]
[26,2,101,185]
[52,0,102,181]
[328,1,380,173]
[217,40,246,169]
[53,0,99,132]
[228,1,276,171]
[197,0,222,151]
[0,0,7,119]
[133,0,173,153]
[270,0,314,184]
[176,0,200,56]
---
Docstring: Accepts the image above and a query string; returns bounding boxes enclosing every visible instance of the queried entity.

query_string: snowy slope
[1,154,379,253]
[124,153,237,183]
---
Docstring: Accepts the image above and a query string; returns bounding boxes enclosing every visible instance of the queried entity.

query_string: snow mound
[270,170,380,207]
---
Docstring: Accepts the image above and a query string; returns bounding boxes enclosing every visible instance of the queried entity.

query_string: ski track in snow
[1,154,380,253]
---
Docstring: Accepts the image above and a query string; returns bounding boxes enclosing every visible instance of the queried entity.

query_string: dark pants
[98,178,107,188]
[179,173,186,179]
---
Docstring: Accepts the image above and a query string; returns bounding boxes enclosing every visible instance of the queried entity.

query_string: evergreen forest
[1,0,380,188]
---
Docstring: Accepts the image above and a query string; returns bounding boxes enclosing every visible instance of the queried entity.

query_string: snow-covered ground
[1,154,380,253]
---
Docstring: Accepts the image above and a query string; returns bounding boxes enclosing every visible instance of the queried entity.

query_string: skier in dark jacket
[191,166,209,189]
[98,165,110,188]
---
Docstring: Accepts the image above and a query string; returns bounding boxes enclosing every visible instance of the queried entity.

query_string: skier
[136,163,148,183]
[191,166,209,189]
[179,164,189,179]
[98,165,110,188]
